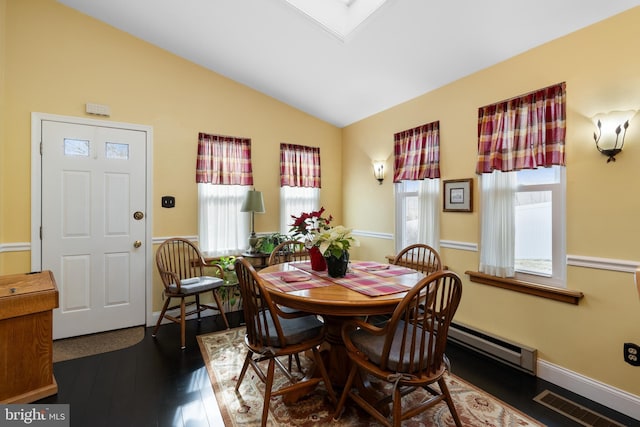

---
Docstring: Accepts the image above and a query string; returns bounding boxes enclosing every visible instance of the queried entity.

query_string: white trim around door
[31,112,154,329]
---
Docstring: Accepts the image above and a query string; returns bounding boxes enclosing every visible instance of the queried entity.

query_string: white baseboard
[537,358,640,421]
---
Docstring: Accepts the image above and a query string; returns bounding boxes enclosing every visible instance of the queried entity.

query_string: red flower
[289,207,332,237]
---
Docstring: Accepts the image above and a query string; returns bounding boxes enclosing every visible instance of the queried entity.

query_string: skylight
[283,0,389,41]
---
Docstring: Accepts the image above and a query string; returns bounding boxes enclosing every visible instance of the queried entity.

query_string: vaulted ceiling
[57,0,640,127]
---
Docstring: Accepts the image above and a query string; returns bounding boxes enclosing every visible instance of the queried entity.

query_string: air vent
[534,390,626,427]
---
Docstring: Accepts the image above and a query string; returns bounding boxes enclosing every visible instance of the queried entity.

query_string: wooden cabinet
[0,271,59,403]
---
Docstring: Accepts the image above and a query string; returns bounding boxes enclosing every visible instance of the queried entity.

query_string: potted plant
[311,225,359,278]
[289,207,333,271]
[256,232,287,254]
[209,256,241,311]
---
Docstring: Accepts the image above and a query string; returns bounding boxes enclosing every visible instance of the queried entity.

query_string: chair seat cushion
[168,276,224,295]
[350,320,435,372]
[258,313,323,347]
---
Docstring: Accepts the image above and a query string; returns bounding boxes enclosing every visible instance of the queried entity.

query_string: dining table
[258,259,426,390]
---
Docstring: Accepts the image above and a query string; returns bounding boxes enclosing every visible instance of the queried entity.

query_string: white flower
[312,225,360,258]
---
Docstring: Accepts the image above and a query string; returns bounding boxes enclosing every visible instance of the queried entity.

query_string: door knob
[133,240,142,248]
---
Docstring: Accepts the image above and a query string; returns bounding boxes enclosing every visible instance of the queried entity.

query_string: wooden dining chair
[333,270,463,427]
[153,238,230,349]
[267,239,310,266]
[392,243,443,275]
[234,257,336,427]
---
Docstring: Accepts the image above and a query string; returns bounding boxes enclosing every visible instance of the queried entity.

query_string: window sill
[465,271,583,305]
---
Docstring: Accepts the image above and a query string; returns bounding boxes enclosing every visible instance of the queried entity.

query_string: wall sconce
[373,161,385,184]
[592,110,635,163]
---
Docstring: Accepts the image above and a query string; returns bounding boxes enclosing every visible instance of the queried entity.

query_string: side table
[241,251,270,270]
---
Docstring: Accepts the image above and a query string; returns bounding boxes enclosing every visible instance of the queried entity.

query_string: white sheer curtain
[417,178,440,251]
[479,170,517,277]
[280,186,320,235]
[198,184,250,255]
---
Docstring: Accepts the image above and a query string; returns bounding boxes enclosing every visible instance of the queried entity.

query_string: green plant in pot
[210,256,240,310]
[257,232,288,254]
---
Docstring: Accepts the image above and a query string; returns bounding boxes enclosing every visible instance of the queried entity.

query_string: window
[395,181,420,251]
[514,166,565,286]
[280,186,320,234]
[196,133,253,255]
[393,121,441,252]
[394,179,440,252]
[476,82,566,287]
[198,184,250,256]
[279,143,321,234]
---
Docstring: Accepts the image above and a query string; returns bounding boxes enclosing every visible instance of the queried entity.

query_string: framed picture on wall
[443,178,473,212]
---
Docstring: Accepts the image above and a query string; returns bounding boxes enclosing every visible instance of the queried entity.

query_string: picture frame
[443,178,473,212]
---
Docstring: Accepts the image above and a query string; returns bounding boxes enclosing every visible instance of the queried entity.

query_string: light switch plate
[161,196,175,208]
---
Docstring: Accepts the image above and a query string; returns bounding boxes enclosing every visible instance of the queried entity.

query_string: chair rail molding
[0,242,31,252]
[566,254,639,273]
[440,240,478,251]
[352,229,393,240]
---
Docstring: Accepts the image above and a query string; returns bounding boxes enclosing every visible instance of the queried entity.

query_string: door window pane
[64,139,90,157]
[106,142,129,160]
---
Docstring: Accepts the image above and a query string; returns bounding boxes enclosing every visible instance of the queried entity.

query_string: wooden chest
[0,270,59,403]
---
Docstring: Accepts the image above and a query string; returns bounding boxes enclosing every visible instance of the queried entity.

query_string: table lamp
[240,189,265,253]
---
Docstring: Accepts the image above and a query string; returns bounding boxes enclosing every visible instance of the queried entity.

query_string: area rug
[53,326,145,362]
[198,328,546,426]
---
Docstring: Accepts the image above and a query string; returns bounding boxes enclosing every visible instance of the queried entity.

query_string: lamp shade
[592,110,636,145]
[240,190,265,213]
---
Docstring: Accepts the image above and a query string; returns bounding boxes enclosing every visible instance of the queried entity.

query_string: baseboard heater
[447,322,537,375]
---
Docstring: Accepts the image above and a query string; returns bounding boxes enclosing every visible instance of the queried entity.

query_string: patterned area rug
[198,328,545,426]
[53,326,145,362]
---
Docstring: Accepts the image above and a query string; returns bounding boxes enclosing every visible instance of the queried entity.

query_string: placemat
[295,261,410,296]
[260,270,331,292]
[350,261,418,277]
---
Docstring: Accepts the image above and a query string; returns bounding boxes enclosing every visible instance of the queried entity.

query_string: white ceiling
[57,0,640,128]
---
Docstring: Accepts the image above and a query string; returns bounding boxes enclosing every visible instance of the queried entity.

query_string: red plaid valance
[476,82,566,174]
[196,132,253,185]
[280,143,321,188]
[393,121,440,182]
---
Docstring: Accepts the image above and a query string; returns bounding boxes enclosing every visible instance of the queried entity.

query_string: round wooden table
[258,261,425,387]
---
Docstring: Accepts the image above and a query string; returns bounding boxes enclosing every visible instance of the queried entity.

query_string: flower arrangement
[311,225,359,258]
[289,207,333,238]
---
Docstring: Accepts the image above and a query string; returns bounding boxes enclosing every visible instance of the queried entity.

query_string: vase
[308,245,326,271]
[325,251,349,278]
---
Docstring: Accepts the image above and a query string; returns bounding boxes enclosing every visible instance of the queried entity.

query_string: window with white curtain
[279,143,321,235]
[280,186,320,234]
[393,121,441,252]
[198,184,250,255]
[394,179,440,253]
[476,83,566,287]
[195,132,254,255]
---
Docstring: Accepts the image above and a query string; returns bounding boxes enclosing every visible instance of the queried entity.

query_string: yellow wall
[2,0,640,402]
[0,0,7,272]
[0,0,342,307]
[344,7,640,396]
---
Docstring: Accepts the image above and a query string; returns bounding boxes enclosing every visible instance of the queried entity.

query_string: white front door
[40,120,147,339]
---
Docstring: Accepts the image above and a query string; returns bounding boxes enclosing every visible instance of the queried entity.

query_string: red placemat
[350,261,418,278]
[295,261,411,296]
[260,270,331,292]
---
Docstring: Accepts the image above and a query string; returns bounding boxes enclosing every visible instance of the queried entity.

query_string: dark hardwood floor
[38,313,637,426]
